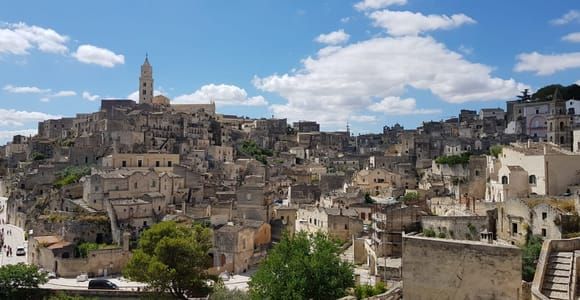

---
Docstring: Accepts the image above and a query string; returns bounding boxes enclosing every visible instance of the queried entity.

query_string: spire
[144,53,150,65]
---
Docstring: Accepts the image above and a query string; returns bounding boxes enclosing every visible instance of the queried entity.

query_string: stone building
[101,152,179,171]
[295,206,363,241]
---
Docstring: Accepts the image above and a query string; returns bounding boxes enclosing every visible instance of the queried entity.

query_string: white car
[76,273,88,282]
[15,247,25,256]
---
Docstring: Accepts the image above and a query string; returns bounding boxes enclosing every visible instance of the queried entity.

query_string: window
[536,109,539,114]
[151,180,156,188]
[501,176,508,184]
[122,160,127,167]
[142,89,146,95]
[134,182,138,189]
[560,136,565,144]
[344,224,348,230]
[168,161,172,167]
[560,122,565,131]
[529,175,536,185]
[155,161,160,167]
[512,223,518,234]
[542,228,547,237]
[138,160,143,167]
[475,170,480,177]
[542,212,547,220]
[143,82,146,87]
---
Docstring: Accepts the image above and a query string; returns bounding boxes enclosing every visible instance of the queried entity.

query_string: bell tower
[139,54,154,104]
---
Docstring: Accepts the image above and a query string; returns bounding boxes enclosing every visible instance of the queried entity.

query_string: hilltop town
[3,57,580,299]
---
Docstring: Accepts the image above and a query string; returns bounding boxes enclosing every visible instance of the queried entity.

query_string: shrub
[435,153,471,165]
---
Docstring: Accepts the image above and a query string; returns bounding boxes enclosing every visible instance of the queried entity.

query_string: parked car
[15,247,25,256]
[88,279,119,290]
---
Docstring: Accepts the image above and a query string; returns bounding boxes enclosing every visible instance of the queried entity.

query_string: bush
[437,232,447,239]
[239,140,273,165]
[423,228,436,237]
[522,235,543,282]
[490,145,502,158]
[435,153,471,165]
[54,166,91,188]
[401,192,418,203]
[354,282,387,299]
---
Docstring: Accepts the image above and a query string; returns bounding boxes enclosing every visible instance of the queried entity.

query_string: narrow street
[0,196,27,266]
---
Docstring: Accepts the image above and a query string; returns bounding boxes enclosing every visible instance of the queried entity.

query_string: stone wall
[402,235,522,300]
[421,215,488,240]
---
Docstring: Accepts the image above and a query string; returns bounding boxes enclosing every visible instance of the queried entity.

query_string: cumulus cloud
[39,90,77,102]
[551,10,580,25]
[254,36,525,126]
[514,51,580,75]
[315,29,350,45]
[369,10,476,36]
[3,84,50,94]
[82,91,100,101]
[369,96,441,115]
[562,32,580,43]
[0,129,37,145]
[354,0,407,11]
[350,115,377,122]
[174,84,268,106]
[0,109,60,126]
[0,22,68,55]
[72,44,125,67]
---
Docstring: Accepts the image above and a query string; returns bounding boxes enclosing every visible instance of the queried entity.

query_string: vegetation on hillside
[239,140,273,165]
[75,242,118,258]
[249,231,354,299]
[435,153,471,165]
[354,282,388,299]
[401,192,419,204]
[54,166,91,188]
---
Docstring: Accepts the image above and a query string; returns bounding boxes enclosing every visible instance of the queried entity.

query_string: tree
[124,221,215,299]
[249,231,354,300]
[210,282,250,300]
[0,263,48,299]
[522,235,543,282]
[489,145,502,158]
[401,192,418,204]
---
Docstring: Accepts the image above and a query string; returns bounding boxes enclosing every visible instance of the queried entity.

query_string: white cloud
[354,0,407,11]
[52,90,76,97]
[563,32,580,43]
[514,51,580,75]
[369,10,476,36]
[576,80,580,86]
[341,17,351,23]
[174,84,268,106]
[0,22,68,55]
[3,84,50,94]
[350,115,377,122]
[369,96,441,115]
[0,129,37,145]
[315,29,350,45]
[254,36,525,126]
[0,109,60,126]
[82,91,100,101]
[551,10,580,25]
[458,44,473,55]
[72,44,125,67]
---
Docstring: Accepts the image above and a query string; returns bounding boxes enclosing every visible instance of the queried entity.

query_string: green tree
[364,193,374,204]
[124,221,215,299]
[489,145,502,158]
[249,231,354,300]
[210,282,250,300]
[401,192,418,203]
[522,235,543,282]
[0,263,48,299]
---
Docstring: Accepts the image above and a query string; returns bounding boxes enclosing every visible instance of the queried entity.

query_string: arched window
[560,121,564,131]
[529,175,536,185]
[501,176,508,184]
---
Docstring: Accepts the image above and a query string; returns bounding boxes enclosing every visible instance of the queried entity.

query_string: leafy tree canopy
[531,84,580,101]
[490,145,502,158]
[124,221,215,299]
[0,263,48,299]
[249,231,354,300]
[522,235,543,282]
[435,153,471,165]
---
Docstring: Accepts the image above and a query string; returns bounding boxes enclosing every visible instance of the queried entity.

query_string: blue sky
[0,0,579,143]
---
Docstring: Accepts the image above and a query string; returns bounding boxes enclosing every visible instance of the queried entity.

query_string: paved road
[0,196,27,266]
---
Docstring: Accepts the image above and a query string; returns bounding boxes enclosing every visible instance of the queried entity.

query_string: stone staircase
[340,242,355,264]
[542,251,573,300]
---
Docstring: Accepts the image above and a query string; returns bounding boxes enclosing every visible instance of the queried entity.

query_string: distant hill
[532,84,580,101]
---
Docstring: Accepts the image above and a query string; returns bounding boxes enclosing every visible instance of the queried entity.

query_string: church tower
[139,55,154,104]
